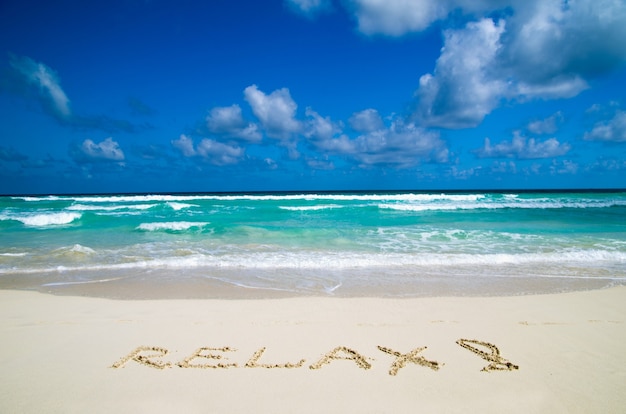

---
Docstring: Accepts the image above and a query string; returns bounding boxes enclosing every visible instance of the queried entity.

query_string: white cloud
[585,158,626,172]
[172,134,243,165]
[583,111,626,142]
[264,158,278,170]
[172,134,197,157]
[304,108,342,141]
[309,115,448,167]
[514,76,588,101]
[306,157,335,170]
[491,161,517,174]
[10,55,71,118]
[405,1,626,128]
[414,10,596,128]
[449,165,483,180]
[206,104,261,142]
[416,18,507,128]
[196,139,243,165]
[80,137,125,161]
[243,85,301,140]
[505,1,626,88]
[290,1,626,130]
[550,159,578,175]
[349,109,384,133]
[476,131,571,159]
[285,0,331,15]
[345,0,450,36]
[345,0,519,36]
[527,112,563,135]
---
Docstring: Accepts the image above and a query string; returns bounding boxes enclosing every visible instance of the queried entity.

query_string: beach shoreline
[2,266,624,300]
[2,285,625,413]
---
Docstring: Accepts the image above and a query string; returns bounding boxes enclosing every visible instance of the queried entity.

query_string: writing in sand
[112,339,519,375]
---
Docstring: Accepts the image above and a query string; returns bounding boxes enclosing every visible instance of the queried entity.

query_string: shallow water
[1,191,625,298]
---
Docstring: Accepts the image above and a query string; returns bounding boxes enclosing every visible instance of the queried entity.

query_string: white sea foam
[10,212,82,227]
[9,193,626,211]
[66,244,96,255]
[279,204,343,211]
[67,203,156,211]
[3,248,624,276]
[379,199,626,211]
[24,193,488,203]
[41,277,125,287]
[11,196,62,202]
[378,203,459,212]
[166,202,196,210]
[136,221,210,231]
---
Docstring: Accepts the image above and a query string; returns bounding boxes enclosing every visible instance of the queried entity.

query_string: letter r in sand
[111,346,171,369]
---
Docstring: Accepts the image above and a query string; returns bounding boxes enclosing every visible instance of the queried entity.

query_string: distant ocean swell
[1,191,625,297]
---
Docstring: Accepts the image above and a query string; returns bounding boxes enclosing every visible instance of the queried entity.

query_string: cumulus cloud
[308,114,448,167]
[504,1,626,88]
[206,104,261,142]
[304,108,343,141]
[345,0,449,36]
[550,159,578,175]
[475,131,571,159]
[527,112,564,135]
[244,85,301,140]
[416,18,507,128]
[585,158,626,173]
[171,134,243,165]
[583,111,626,142]
[408,1,626,128]
[491,161,517,174]
[196,139,244,165]
[79,138,125,161]
[344,0,507,36]
[287,1,626,130]
[9,54,71,118]
[285,0,331,16]
[349,109,384,133]
[449,165,484,180]
[172,134,197,157]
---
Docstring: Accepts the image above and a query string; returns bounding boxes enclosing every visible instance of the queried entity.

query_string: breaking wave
[136,221,210,232]
[1,212,82,227]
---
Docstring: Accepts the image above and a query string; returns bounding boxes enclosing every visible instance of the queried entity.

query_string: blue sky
[1,0,625,194]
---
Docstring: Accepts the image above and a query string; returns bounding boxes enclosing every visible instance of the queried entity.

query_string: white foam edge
[136,221,210,231]
[41,276,126,287]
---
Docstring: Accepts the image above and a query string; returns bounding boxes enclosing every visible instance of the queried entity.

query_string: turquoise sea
[1,191,625,298]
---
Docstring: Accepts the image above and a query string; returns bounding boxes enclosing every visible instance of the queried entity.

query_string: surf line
[111,339,519,374]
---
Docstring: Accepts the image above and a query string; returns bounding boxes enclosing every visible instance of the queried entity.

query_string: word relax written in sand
[112,339,519,374]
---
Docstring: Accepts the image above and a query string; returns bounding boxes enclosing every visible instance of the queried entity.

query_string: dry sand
[1,286,625,413]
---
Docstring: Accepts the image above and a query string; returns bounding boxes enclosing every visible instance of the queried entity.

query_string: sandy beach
[1,286,625,413]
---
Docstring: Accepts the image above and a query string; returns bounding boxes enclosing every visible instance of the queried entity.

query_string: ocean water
[1,191,625,298]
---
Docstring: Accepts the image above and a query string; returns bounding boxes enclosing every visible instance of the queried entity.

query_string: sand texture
[1,286,625,413]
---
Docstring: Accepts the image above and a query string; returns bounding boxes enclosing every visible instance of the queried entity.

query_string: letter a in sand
[309,346,372,370]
